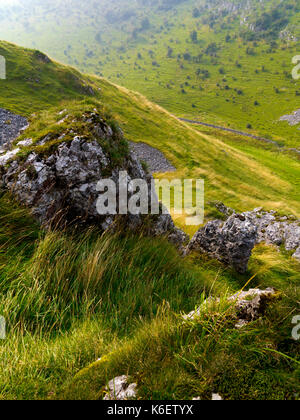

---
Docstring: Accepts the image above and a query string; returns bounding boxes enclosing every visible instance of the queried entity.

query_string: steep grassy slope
[0,0,299,146]
[1,40,300,232]
[0,41,299,400]
[0,41,93,114]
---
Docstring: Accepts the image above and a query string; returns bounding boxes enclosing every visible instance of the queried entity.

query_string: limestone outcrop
[188,203,300,272]
[187,214,258,273]
[185,288,278,329]
[0,110,187,246]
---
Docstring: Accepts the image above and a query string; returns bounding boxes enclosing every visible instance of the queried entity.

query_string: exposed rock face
[187,204,299,272]
[185,288,278,329]
[187,214,258,273]
[33,50,51,64]
[213,200,235,217]
[293,247,300,261]
[212,393,223,401]
[104,375,137,400]
[243,208,300,256]
[279,109,300,126]
[213,204,300,264]
[0,111,187,246]
[244,210,300,262]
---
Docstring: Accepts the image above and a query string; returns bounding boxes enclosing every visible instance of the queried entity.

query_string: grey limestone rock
[0,111,187,246]
[187,214,258,273]
[104,375,137,400]
[185,288,278,328]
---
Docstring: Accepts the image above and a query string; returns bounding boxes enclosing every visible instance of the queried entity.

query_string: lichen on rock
[0,110,187,247]
[187,213,258,273]
[199,203,300,267]
[104,375,137,400]
[185,288,278,328]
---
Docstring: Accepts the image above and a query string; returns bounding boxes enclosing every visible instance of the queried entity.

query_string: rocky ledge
[187,213,258,273]
[0,109,298,273]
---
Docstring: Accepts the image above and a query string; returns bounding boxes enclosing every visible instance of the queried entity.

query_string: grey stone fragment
[210,203,300,264]
[293,247,300,262]
[187,214,257,273]
[185,288,277,324]
[104,375,137,400]
[228,288,276,322]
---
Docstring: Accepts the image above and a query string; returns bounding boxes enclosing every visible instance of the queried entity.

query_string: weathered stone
[212,393,223,401]
[185,288,277,326]
[213,200,235,217]
[0,111,187,246]
[33,50,51,64]
[104,375,137,400]
[17,138,33,148]
[149,205,189,247]
[0,148,20,166]
[211,203,300,264]
[284,223,300,251]
[228,288,277,322]
[293,247,300,262]
[187,214,257,273]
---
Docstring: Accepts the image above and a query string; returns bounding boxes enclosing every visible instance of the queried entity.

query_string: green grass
[0,0,299,147]
[2,39,299,230]
[0,40,299,400]
[0,192,299,400]
[65,295,300,401]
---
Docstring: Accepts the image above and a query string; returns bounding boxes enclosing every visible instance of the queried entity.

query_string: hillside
[0,0,299,147]
[0,41,299,400]
[1,40,300,225]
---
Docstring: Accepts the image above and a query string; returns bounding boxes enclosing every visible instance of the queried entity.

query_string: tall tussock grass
[0,192,299,399]
[0,192,205,335]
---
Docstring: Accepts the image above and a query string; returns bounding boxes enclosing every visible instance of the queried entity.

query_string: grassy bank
[0,40,299,400]
[0,191,299,400]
